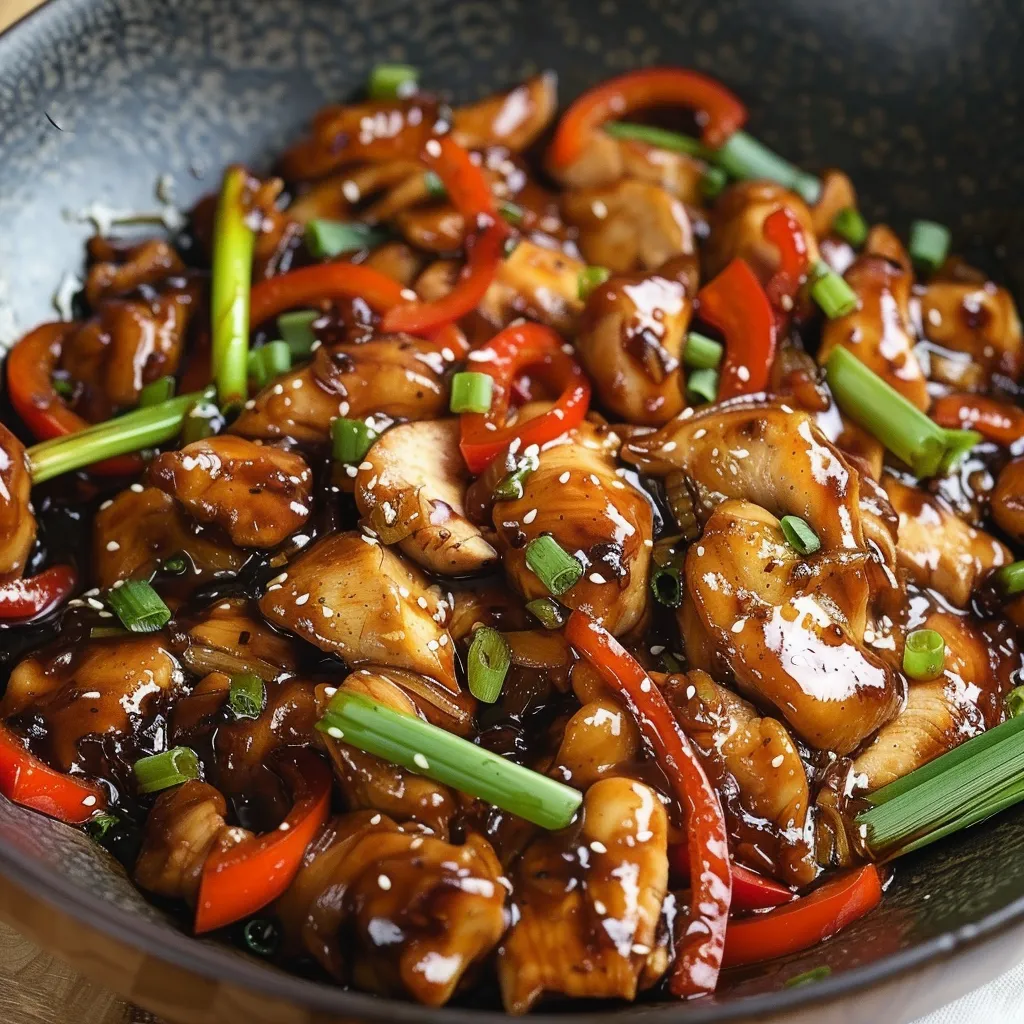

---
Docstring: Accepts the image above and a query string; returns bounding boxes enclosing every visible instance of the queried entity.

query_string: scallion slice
[683,331,723,370]
[832,207,868,247]
[316,691,582,829]
[85,813,120,843]
[995,560,1024,598]
[700,165,729,200]
[578,265,611,301]
[242,918,281,957]
[106,579,171,633]
[903,628,945,681]
[305,219,388,260]
[785,966,832,988]
[423,170,446,197]
[686,367,718,405]
[368,63,419,100]
[715,130,822,205]
[89,626,130,639]
[780,515,821,556]
[134,747,201,795]
[467,627,511,704]
[493,457,538,502]
[525,535,583,596]
[332,417,378,464]
[161,554,189,576]
[248,340,291,388]
[499,201,526,227]
[278,310,319,358]
[525,597,566,630]
[139,376,176,408]
[181,400,222,445]
[604,121,713,160]
[650,565,682,608]
[450,372,493,414]
[229,673,266,721]
[1007,686,1024,718]
[809,260,858,319]
[909,220,950,274]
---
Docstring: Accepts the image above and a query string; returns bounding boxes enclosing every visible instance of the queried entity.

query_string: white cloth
[913,964,1024,1023]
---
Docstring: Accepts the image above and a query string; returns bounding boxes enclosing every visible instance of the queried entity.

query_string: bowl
[1,1,1023,1021]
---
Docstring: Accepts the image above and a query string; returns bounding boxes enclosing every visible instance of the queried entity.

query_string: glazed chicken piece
[85,238,188,306]
[992,456,1024,544]
[363,241,426,288]
[355,419,497,575]
[231,336,450,443]
[492,421,654,636]
[148,436,312,548]
[276,811,507,1006]
[259,531,458,690]
[499,777,669,1014]
[574,256,695,425]
[809,169,857,241]
[552,698,642,789]
[0,423,36,579]
[451,73,558,153]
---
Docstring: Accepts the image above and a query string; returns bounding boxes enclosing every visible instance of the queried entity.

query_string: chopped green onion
[683,331,723,370]
[52,377,75,398]
[700,165,729,200]
[161,554,189,576]
[305,219,388,260]
[467,627,511,704]
[180,400,222,445]
[661,651,683,674]
[316,691,582,829]
[450,372,493,414]
[995,560,1024,597]
[831,207,868,247]
[229,673,266,720]
[89,626,129,639]
[277,310,319,358]
[780,515,821,556]
[423,170,446,197]
[1006,685,1024,718]
[85,813,120,843]
[785,966,832,988]
[503,237,520,259]
[525,535,583,596]
[139,376,176,408]
[825,347,980,478]
[686,367,718,405]
[211,166,256,410]
[577,265,611,301]
[493,457,538,502]
[332,417,378,464]
[368,63,418,100]
[937,428,980,475]
[903,628,945,681]
[242,918,281,957]
[909,219,951,274]
[248,340,292,388]
[650,565,682,608]
[525,597,566,630]
[604,122,713,161]
[715,130,821,205]
[134,747,201,795]
[809,260,858,319]
[106,579,171,633]
[499,201,525,227]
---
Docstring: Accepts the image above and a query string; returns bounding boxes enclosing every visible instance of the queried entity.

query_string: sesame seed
[590,840,607,854]
[295,593,309,605]
[413,753,429,770]
[321,605,334,617]
[693,428,706,439]
[99,499,113,511]
[377,874,392,890]
[559,471,570,484]
[327,726,344,739]
[589,572,607,584]
[130,483,144,493]
[593,899,607,914]
[82,795,97,807]
[417,596,429,609]
[660,441,677,453]
[589,474,601,486]
[771,754,785,768]
[523,508,538,524]
[640,678,651,692]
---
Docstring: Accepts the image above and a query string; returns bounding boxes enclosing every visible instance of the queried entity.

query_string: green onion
[134,747,201,795]
[995,560,1024,597]
[368,63,418,100]
[825,347,981,478]
[525,597,566,630]
[248,340,291,388]
[305,219,389,260]
[780,515,821,556]
[27,387,214,484]
[278,310,319,358]
[138,376,175,408]
[332,417,378,464]
[85,813,120,843]
[242,918,281,957]
[650,565,683,608]
[503,237,520,259]
[1006,685,1024,718]
[52,377,75,398]
[700,165,729,200]
[180,400,222,445]
[161,554,189,576]
[229,673,266,720]
[211,166,256,410]
[686,367,718,405]
[577,265,611,301]
[106,579,171,633]
[423,170,446,197]
[493,457,538,502]
[909,219,951,274]
[467,627,511,704]
[450,372,493,414]
[809,260,858,319]
[716,130,821,205]
[525,535,583,596]
[661,652,683,674]
[832,207,868,247]
[499,201,525,227]
[316,691,582,829]
[604,121,713,160]
[938,429,980,476]
[903,628,945,681]
[785,966,832,988]
[683,331,723,369]
[89,626,129,639]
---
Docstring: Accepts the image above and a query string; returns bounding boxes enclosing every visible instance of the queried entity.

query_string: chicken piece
[818,255,929,409]
[616,139,706,205]
[148,436,312,549]
[553,699,641,789]
[446,585,530,642]
[363,241,425,287]
[85,238,188,306]
[882,473,1011,607]
[2,637,180,772]
[917,280,1024,389]
[259,531,457,690]
[575,258,694,425]
[492,422,653,636]
[355,419,497,575]
[231,336,450,443]
[92,486,246,589]
[854,591,1017,788]
[810,169,857,240]
[683,500,904,754]
[276,811,506,1006]
[451,73,558,152]
[992,456,1024,543]
[0,423,36,579]
[285,160,421,224]
[499,777,669,1014]
[864,224,911,271]
[562,180,697,274]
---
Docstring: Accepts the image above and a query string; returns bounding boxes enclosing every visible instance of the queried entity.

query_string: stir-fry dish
[3,65,1024,1012]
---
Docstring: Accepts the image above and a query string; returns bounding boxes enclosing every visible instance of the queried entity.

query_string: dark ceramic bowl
[1,1,1024,1021]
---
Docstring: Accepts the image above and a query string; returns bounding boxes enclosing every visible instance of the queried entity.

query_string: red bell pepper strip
[669,843,794,912]
[195,749,332,934]
[722,865,882,968]
[697,258,777,401]
[0,565,77,621]
[6,322,142,476]
[932,393,1024,447]
[549,67,747,171]
[565,611,732,998]
[0,724,106,824]
[762,207,810,312]
[458,322,591,474]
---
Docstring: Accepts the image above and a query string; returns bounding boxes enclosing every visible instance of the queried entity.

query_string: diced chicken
[0,423,36,579]
[451,74,558,153]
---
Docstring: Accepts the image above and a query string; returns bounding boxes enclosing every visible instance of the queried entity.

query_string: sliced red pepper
[0,723,106,824]
[762,207,810,313]
[565,611,732,998]
[723,865,882,968]
[549,67,747,172]
[458,322,591,474]
[932,394,1024,447]
[0,565,77,621]
[669,843,794,911]
[194,749,331,934]
[6,322,141,476]
[697,258,777,401]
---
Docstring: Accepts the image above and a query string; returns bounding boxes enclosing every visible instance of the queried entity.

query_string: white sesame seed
[771,754,785,768]
[523,508,538,524]
[327,726,344,739]
[82,795,97,807]
[589,474,601,486]
[130,483,144,493]
[589,572,607,584]
[640,678,651,692]
[660,441,677,453]
[295,593,309,606]
[321,605,334,617]
[559,471,570,484]
[413,753,429,770]
[377,873,392,890]
[590,840,607,854]
[358,461,373,471]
